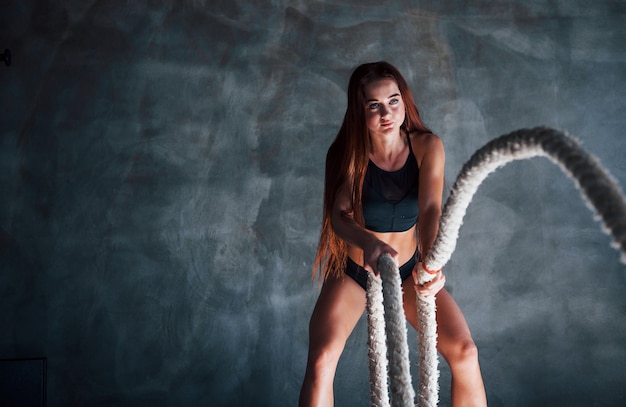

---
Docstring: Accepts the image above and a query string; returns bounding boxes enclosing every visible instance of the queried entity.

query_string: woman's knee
[307,339,345,375]
[304,344,345,386]
[441,337,480,368]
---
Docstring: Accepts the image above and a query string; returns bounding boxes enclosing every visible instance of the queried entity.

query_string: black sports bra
[362,135,419,232]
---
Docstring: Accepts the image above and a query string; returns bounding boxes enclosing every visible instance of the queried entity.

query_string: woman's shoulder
[409,130,444,155]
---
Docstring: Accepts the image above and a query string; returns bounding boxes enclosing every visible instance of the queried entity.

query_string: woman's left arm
[414,133,446,295]
[416,133,445,255]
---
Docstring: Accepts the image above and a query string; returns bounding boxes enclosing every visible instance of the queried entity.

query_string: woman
[299,62,487,407]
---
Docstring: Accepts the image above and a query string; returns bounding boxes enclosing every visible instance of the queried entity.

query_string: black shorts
[345,254,418,290]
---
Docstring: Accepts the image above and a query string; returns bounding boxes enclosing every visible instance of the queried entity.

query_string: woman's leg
[403,281,487,407]
[299,274,367,407]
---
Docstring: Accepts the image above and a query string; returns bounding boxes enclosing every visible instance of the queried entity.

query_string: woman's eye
[390,98,399,105]
[369,103,379,110]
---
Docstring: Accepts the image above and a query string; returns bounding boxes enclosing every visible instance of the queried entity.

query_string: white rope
[415,265,439,407]
[380,254,415,407]
[367,273,390,407]
[367,255,415,407]
[426,127,626,271]
[366,127,626,407]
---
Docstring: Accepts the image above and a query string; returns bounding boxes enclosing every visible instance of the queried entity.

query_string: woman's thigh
[402,283,473,351]
[307,274,367,353]
[434,288,474,349]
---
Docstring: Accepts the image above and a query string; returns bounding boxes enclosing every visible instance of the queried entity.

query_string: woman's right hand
[361,236,398,275]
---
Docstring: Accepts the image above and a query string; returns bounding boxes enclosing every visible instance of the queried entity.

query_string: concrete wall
[1,1,625,405]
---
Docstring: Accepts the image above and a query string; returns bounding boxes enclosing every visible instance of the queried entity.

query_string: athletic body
[299,62,487,407]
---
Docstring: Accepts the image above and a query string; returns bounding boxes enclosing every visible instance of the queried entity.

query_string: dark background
[1,1,625,405]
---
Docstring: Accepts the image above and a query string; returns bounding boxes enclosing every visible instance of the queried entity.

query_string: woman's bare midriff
[346,225,418,267]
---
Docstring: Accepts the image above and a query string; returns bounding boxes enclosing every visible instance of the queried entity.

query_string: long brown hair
[312,61,432,281]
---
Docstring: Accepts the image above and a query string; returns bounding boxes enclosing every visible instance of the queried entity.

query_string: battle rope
[366,127,626,406]
[366,272,391,407]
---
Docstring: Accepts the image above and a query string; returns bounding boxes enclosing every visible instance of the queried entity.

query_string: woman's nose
[380,105,390,118]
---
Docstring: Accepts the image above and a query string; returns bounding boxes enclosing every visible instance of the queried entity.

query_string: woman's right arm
[330,181,398,273]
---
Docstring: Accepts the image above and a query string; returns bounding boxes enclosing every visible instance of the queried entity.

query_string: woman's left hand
[413,265,446,297]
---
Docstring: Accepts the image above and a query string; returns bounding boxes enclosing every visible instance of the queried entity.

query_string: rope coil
[366,127,626,407]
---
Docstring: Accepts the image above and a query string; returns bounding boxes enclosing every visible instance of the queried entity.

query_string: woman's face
[362,78,405,138]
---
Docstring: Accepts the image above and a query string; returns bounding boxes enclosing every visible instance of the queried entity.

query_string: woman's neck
[369,130,408,170]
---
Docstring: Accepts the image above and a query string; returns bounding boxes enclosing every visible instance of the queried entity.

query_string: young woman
[299,62,487,407]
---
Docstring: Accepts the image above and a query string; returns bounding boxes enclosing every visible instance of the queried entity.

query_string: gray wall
[1,1,625,405]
